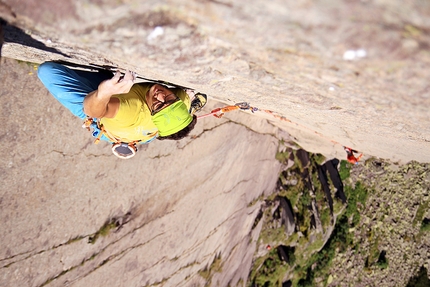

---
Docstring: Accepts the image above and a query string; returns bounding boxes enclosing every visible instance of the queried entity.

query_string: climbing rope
[198,102,363,164]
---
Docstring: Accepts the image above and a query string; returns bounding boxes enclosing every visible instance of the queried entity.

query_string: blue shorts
[37,62,112,119]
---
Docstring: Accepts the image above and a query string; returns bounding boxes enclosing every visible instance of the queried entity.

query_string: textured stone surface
[1,0,430,286]
[0,58,284,286]
[2,0,430,163]
[329,161,430,287]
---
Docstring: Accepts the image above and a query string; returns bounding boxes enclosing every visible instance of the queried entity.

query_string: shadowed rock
[296,149,310,169]
[277,245,287,263]
[298,157,323,233]
[406,266,430,287]
[0,1,15,56]
[310,211,316,229]
[302,167,313,191]
[289,151,295,162]
[278,196,295,236]
[54,59,117,72]
[377,250,387,266]
[2,20,69,57]
[310,199,323,232]
[317,165,334,214]
[0,19,3,56]
[324,159,347,203]
[53,59,193,89]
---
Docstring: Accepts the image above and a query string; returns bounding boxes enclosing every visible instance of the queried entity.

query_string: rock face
[1,0,430,163]
[251,148,343,284]
[1,0,430,286]
[250,147,430,286]
[317,165,334,214]
[0,58,285,286]
[328,160,430,287]
[277,197,296,236]
[323,159,347,204]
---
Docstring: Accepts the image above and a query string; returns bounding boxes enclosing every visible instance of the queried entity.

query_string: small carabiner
[234,102,251,110]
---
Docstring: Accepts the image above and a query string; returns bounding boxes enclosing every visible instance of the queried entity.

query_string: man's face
[146,84,179,115]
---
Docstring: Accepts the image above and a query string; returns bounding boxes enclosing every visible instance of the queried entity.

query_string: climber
[344,146,363,165]
[37,61,207,159]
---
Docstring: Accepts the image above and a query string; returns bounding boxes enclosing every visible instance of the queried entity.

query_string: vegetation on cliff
[249,142,430,287]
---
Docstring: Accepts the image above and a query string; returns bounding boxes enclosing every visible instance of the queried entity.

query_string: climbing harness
[82,117,142,159]
[198,102,364,164]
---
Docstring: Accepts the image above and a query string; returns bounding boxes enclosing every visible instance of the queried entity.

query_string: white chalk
[147,26,164,41]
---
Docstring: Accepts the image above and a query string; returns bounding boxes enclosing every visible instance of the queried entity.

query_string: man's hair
[157,115,197,141]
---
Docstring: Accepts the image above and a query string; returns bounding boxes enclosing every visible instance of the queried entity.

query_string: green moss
[376,257,389,269]
[276,150,291,164]
[313,153,326,165]
[88,219,118,244]
[275,140,293,164]
[413,201,430,227]
[333,200,345,214]
[248,194,265,207]
[279,172,288,186]
[404,24,422,38]
[293,150,304,172]
[280,185,301,207]
[420,218,430,232]
[299,190,312,207]
[320,207,331,229]
[285,232,299,245]
[16,59,39,68]
[250,141,373,287]
[315,188,325,203]
[339,160,351,181]
[199,253,223,285]
[65,236,85,245]
[252,249,290,287]
[260,224,287,244]
[307,234,325,254]
[344,182,368,227]
[366,236,380,268]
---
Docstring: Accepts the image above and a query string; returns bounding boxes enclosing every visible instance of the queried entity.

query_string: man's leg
[37,62,112,119]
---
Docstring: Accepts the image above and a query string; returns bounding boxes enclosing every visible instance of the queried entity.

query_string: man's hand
[84,70,136,119]
[98,70,136,98]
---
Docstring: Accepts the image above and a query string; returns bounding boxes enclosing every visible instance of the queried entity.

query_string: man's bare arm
[84,71,135,118]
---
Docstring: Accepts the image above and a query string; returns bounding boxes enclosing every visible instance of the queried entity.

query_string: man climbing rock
[38,61,207,158]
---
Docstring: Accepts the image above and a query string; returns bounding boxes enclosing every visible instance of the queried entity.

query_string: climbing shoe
[189,93,207,115]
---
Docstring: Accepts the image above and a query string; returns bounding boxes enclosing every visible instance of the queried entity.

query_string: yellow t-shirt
[100,83,190,143]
